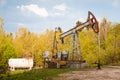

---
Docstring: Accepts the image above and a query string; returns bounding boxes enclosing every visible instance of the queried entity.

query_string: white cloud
[54,12,64,16]
[17,4,48,17]
[54,3,67,11]
[18,23,25,26]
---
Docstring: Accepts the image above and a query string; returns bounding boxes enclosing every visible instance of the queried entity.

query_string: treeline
[80,18,120,66]
[0,16,120,70]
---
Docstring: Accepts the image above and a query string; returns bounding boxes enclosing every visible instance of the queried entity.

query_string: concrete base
[67,61,87,68]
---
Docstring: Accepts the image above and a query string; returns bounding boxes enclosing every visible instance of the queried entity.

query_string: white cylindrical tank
[8,58,33,71]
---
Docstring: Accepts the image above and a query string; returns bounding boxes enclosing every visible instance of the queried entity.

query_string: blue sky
[0,0,120,34]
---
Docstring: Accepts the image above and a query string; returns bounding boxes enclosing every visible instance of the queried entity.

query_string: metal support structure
[71,31,81,61]
[97,32,101,69]
[57,51,61,68]
[52,28,58,55]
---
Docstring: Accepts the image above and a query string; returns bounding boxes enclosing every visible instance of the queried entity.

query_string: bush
[0,64,8,80]
[0,64,7,74]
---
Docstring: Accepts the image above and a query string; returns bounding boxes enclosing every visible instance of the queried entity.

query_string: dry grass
[53,66,120,80]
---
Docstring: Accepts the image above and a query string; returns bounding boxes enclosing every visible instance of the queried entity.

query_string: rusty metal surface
[87,11,99,33]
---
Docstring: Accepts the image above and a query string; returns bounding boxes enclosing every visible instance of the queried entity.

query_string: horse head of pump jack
[87,11,99,33]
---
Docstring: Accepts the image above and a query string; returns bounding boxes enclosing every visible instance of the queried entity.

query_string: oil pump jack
[60,11,99,68]
[46,11,99,68]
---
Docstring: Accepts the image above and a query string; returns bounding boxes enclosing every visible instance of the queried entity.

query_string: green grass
[2,68,79,80]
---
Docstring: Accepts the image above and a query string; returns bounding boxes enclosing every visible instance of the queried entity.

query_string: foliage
[0,16,5,36]
[0,17,17,74]
[106,24,120,64]
[0,16,120,70]
[79,30,98,66]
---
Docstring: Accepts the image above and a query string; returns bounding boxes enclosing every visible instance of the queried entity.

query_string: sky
[0,0,120,34]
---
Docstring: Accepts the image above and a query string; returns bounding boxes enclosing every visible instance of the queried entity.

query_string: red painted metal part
[87,11,99,33]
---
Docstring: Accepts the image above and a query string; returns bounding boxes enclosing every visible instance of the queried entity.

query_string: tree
[15,26,29,38]
[98,18,112,65]
[106,24,120,64]
[100,18,112,50]
[13,27,36,58]
[0,35,16,74]
[75,21,82,27]
[1,40,16,64]
[0,16,4,36]
[79,30,98,66]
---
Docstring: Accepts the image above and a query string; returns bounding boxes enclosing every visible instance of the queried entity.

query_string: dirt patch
[52,66,120,80]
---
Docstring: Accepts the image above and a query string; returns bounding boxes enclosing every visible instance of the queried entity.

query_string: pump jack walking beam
[60,11,99,43]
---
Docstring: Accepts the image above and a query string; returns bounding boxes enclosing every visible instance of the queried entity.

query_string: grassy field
[1,68,79,80]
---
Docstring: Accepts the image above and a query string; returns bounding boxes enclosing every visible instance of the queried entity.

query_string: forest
[0,16,120,72]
